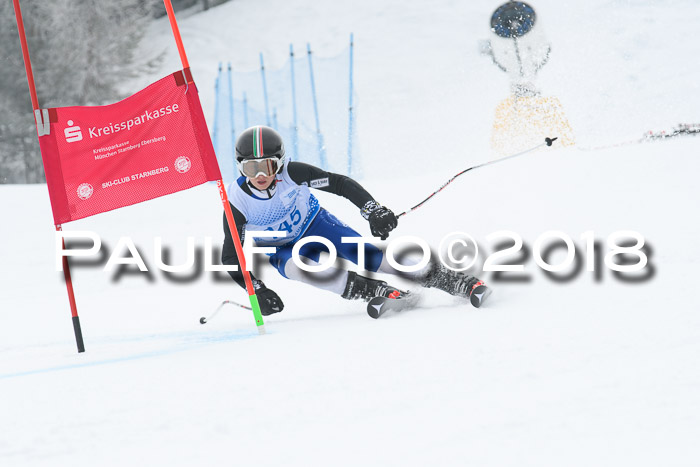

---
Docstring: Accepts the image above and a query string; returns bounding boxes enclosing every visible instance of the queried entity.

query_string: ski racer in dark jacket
[222,126,488,316]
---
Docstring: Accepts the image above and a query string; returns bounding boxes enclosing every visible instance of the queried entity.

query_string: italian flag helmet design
[253,126,264,158]
[235,125,286,177]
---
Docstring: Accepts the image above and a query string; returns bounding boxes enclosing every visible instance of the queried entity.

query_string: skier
[222,125,489,316]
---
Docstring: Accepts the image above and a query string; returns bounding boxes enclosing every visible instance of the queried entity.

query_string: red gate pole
[12,0,86,352]
[11,0,38,110]
[162,0,266,333]
[57,226,85,352]
[163,0,190,70]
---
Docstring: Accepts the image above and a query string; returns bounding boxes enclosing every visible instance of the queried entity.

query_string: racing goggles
[239,157,280,178]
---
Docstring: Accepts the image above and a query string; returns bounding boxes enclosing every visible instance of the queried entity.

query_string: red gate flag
[38,70,222,224]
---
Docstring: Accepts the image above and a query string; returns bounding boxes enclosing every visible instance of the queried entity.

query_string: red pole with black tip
[12,0,85,352]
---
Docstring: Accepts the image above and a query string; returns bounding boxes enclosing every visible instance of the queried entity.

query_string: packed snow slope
[1,1,700,466]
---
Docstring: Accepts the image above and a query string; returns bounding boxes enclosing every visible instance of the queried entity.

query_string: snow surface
[2,0,700,466]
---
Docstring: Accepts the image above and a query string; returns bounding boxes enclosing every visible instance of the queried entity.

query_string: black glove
[361,201,398,240]
[254,282,284,316]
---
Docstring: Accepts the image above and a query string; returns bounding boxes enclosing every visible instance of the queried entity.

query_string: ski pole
[397,137,557,218]
[200,300,253,324]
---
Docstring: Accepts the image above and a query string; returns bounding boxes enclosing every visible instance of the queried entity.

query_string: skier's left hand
[368,206,398,240]
[252,280,284,316]
[256,287,284,316]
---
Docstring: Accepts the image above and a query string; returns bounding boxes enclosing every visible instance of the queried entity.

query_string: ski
[469,284,492,308]
[367,284,492,318]
[367,292,419,319]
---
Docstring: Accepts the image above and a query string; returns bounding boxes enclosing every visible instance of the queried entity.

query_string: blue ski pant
[268,208,383,278]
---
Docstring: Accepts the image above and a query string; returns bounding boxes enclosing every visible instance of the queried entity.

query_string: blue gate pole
[272,107,279,130]
[212,62,222,155]
[227,62,235,173]
[243,92,249,129]
[290,44,299,162]
[260,52,271,127]
[307,43,327,170]
[347,33,355,176]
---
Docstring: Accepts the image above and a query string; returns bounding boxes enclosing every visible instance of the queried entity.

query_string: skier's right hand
[368,206,398,240]
[256,286,284,316]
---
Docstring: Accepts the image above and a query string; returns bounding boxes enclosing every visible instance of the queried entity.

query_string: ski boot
[341,271,406,301]
[420,263,491,308]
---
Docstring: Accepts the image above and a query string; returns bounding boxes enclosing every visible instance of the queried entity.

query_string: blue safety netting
[212,38,359,185]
